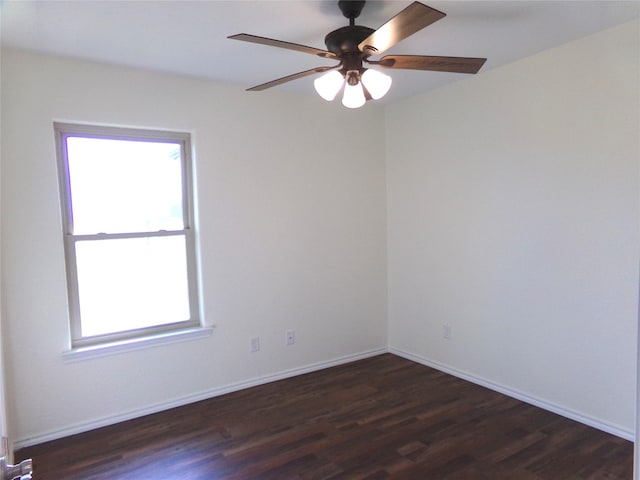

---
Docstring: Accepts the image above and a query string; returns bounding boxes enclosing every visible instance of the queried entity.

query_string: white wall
[0,49,388,445]
[386,20,639,437]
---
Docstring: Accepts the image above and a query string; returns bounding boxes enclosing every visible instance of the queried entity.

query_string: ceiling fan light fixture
[361,68,392,100]
[342,81,366,109]
[313,70,345,101]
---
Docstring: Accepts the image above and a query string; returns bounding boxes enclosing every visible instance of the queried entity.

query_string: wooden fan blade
[228,33,336,59]
[246,66,337,91]
[358,2,446,56]
[377,55,487,74]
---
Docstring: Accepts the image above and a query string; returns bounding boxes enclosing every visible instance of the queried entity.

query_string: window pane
[66,137,184,234]
[75,236,191,337]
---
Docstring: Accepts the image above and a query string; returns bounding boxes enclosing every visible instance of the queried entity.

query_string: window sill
[62,326,214,362]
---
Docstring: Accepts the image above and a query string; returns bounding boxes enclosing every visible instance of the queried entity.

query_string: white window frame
[55,123,202,349]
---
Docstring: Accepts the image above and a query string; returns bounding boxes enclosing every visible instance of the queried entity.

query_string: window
[55,123,201,348]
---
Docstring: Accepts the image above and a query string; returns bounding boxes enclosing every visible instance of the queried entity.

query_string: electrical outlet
[250,336,260,352]
[286,330,295,346]
[443,325,452,340]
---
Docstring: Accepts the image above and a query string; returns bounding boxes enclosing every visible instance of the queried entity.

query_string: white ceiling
[1,1,639,105]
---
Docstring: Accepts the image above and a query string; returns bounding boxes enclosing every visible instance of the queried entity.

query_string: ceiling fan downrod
[324,0,374,58]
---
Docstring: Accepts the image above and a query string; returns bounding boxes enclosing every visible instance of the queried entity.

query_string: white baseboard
[389,347,634,442]
[13,347,387,450]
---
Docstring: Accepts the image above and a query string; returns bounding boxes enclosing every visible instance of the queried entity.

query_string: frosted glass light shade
[342,82,366,108]
[313,70,344,101]
[361,69,392,100]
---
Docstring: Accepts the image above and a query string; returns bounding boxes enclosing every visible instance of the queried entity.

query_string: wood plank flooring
[16,354,633,479]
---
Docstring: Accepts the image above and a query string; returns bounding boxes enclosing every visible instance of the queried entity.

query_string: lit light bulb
[342,82,366,109]
[361,69,392,100]
[313,70,345,101]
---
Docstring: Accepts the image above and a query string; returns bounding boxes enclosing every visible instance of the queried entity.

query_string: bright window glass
[75,236,191,337]
[66,137,184,234]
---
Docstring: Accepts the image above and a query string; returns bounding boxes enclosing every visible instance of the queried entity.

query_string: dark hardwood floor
[17,354,633,479]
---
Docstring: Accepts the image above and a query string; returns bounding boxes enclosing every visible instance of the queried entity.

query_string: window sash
[55,123,200,348]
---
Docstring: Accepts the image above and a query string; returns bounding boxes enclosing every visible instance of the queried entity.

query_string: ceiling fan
[229,1,486,108]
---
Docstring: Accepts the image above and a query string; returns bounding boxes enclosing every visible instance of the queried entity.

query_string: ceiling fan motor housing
[324,26,374,56]
[324,25,374,73]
